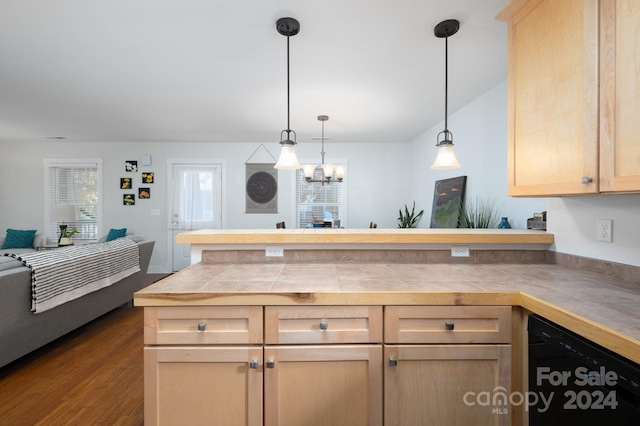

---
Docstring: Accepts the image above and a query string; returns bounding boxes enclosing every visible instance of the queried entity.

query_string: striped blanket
[6,238,140,314]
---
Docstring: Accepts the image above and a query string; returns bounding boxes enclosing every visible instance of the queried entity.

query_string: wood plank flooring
[0,305,144,425]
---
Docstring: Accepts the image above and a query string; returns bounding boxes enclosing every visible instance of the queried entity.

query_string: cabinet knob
[581,176,593,184]
[389,357,398,367]
[445,321,455,331]
[197,322,207,331]
[249,359,258,369]
[266,359,275,369]
[319,320,328,330]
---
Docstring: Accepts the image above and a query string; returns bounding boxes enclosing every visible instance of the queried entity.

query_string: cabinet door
[264,345,382,426]
[145,346,263,426]
[385,345,511,426]
[503,0,599,196]
[600,0,640,192]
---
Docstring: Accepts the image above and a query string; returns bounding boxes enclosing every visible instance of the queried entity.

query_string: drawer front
[385,306,511,344]
[265,306,383,344]
[144,306,263,345]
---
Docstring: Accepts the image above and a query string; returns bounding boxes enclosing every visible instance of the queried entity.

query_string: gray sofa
[0,240,154,368]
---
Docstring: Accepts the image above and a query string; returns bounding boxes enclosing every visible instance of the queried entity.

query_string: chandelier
[302,115,345,184]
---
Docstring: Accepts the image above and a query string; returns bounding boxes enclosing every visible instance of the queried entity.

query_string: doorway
[168,160,224,271]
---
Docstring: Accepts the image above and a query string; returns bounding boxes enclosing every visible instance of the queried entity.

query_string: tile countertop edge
[175,228,554,245]
[517,292,640,364]
[133,289,640,364]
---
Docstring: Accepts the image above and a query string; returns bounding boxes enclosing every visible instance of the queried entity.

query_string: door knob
[197,322,207,331]
[319,320,328,330]
[445,321,455,331]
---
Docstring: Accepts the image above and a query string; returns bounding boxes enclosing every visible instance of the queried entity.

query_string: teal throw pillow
[2,228,37,249]
[106,228,127,241]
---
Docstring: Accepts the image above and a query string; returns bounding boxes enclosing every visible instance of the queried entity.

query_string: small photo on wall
[142,172,154,184]
[138,188,150,199]
[120,177,132,189]
[123,194,135,206]
[125,161,138,172]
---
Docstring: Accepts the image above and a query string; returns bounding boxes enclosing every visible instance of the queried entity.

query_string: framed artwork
[125,161,138,172]
[245,163,277,213]
[123,194,135,206]
[138,188,150,199]
[430,175,467,228]
[142,172,154,184]
[120,177,132,189]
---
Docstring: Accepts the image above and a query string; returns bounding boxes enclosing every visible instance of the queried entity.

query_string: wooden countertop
[135,261,640,364]
[176,228,554,245]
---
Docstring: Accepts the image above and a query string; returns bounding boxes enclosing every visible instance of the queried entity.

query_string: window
[294,166,346,228]
[44,159,102,244]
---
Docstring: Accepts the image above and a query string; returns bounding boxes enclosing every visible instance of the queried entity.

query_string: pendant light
[274,17,302,170]
[302,115,345,184]
[431,19,461,169]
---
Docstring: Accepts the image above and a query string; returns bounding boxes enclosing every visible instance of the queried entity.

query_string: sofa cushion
[0,256,25,271]
[106,228,127,241]
[1,229,37,249]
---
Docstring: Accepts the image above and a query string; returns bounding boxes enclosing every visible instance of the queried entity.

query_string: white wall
[0,139,411,273]
[547,195,640,267]
[2,80,639,272]
[408,81,546,229]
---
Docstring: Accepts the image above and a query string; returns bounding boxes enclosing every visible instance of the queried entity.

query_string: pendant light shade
[274,17,302,170]
[431,19,461,170]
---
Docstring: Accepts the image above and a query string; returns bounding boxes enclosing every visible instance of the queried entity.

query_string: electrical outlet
[265,246,284,257]
[597,219,612,242]
[451,246,470,257]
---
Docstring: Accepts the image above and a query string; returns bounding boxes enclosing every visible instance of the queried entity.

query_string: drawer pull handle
[319,320,328,330]
[445,321,455,331]
[266,359,275,369]
[389,357,398,367]
[197,322,207,331]
[581,176,593,184]
[249,359,258,369]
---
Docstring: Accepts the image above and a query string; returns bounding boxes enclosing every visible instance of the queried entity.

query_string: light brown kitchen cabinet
[264,306,383,426]
[143,305,511,425]
[498,0,640,196]
[384,306,512,426]
[599,0,640,192]
[143,306,264,426]
[264,345,382,426]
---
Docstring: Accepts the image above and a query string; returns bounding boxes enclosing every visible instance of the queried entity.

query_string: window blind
[295,167,344,228]
[47,162,99,243]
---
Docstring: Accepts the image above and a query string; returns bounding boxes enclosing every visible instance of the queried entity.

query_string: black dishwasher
[528,314,640,425]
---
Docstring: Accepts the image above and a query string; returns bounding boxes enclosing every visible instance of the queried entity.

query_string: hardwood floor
[0,305,144,425]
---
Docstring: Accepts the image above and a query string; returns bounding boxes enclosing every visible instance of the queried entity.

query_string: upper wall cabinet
[498,0,640,196]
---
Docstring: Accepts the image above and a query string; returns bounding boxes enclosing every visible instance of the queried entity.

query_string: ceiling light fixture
[274,17,302,170]
[431,19,462,170]
[302,115,345,184]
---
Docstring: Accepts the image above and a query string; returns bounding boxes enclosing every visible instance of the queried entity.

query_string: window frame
[291,159,348,228]
[43,158,103,245]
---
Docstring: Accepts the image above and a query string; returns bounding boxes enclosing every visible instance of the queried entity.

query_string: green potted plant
[59,227,79,246]
[458,197,502,228]
[398,202,424,228]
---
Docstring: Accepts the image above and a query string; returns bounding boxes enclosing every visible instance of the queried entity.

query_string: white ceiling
[0,0,509,144]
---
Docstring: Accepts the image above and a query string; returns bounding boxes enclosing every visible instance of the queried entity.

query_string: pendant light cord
[286,34,291,137]
[444,34,448,133]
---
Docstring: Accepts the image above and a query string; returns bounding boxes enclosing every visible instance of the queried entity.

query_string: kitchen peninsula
[136,228,640,425]
[176,228,555,264]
